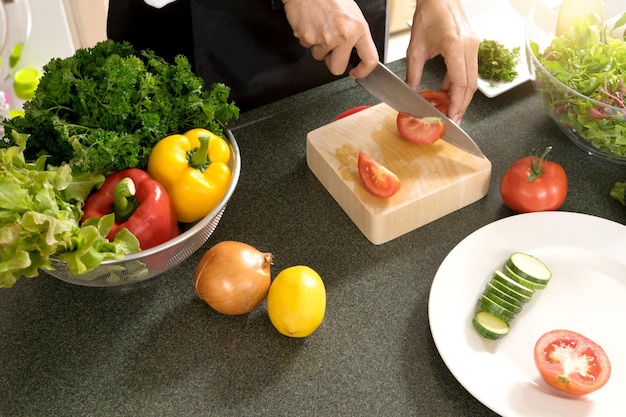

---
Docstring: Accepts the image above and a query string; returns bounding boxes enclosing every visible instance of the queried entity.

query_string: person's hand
[406,0,479,124]
[282,0,379,78]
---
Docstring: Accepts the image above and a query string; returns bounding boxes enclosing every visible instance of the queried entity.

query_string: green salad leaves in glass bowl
[526,0,626,164]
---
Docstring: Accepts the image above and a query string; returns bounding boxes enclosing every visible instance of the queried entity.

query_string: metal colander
[45,128,241,287]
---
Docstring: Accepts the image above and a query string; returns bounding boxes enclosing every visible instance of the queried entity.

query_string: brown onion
[194,241,273,315]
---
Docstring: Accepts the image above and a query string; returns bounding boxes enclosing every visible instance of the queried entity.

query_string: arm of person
[281,0,379,78]
[406,0,479,124]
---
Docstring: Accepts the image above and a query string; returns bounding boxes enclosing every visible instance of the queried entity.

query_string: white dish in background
[463,0,533,97]
[428,211,626,417]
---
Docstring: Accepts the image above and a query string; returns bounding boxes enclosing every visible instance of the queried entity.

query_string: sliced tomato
[534,329,611,396]
[333,105,371,121]
[396,113,445,145]
[419,90,451,115]
[357,151,400,199]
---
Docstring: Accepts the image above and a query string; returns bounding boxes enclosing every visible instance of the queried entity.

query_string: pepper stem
[189,133,210,170]
[113,177,139,221]
[527,146,552,182]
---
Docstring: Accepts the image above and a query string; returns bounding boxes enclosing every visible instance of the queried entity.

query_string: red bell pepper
[82,169,179,250]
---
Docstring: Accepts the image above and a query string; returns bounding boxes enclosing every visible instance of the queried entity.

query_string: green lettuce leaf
[532,13,626,157]
[610,181,626,206]
[0,146,139,288]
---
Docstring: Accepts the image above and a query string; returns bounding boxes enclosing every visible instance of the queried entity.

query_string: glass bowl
[45,128,241,287]
[526,0,626,164]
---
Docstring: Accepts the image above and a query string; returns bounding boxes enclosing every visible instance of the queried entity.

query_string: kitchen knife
[355,61,485,158]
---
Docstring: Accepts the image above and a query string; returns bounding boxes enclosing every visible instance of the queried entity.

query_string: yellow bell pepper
[147,128,231,223]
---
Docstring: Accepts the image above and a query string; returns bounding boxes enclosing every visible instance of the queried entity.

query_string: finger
[444,38,479,123]
[310,44,333,62]
[324,43,354,76]
[405,47,428,91]
[298,38,313,49]
[441,56,474,124]
[347,36,378,78]
[441,75,466,124]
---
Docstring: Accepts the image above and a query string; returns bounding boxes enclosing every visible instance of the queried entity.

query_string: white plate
[463,0,533,98]
[428,211,626,417]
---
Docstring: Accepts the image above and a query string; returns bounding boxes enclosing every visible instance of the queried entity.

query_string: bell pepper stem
[189,134,210,169]
[113,177,139,221]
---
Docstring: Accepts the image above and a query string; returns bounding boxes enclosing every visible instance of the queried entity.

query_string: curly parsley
[2,40,239,175]
[478,39,520,83]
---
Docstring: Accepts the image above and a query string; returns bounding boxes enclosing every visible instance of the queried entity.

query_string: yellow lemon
[267,265,326,338]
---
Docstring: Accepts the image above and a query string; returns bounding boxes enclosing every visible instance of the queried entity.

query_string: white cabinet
[388,0,416,34]
[62,0,108,49]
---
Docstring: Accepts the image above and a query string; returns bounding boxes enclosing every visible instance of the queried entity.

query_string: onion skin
[194,241,273,315]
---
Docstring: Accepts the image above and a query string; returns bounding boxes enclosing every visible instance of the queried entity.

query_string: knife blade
[355,61,485,158]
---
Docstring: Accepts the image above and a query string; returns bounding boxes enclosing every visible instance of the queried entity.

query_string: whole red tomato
[333,105,371,121]
[500,147,567,213]
[534,329,612,396]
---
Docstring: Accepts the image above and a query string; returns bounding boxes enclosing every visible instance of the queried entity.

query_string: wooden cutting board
[306,103,492,244]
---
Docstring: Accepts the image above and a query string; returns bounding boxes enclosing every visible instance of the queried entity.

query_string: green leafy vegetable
[0,146,140,288]
[478,39,520,83]
[0,40,241,286]
[610,181,626,206]
[530,13,626,157]
[1,40,239,175]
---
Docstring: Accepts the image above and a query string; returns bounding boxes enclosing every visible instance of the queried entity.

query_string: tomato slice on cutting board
[357,151,400,198]
[534,329,611,396]
[419,90,451,115]
[396,113,445,145]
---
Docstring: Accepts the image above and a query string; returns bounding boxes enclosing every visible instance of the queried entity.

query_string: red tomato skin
[534,330,611,396]
[419,90,451,115]
[500,156,567,213]
[357,151,401,199]
[396,113,445,145]
[333,105,371,121]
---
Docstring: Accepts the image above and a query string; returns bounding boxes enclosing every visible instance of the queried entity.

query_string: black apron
[107,0,387,111]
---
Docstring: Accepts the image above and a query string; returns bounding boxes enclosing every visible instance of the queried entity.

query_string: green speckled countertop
[1,59,624,417]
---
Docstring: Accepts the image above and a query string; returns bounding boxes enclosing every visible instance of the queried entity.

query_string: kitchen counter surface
[1,59,625,417]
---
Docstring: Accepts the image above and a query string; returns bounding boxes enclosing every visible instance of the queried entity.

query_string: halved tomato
[419,90,451,115]
[333,105,371,121]
[534,329,611,396]
[357,151,400,199]
[396,113,445,145]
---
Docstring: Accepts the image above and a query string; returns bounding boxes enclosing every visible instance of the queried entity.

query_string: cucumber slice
[472,252,552,340]
[484,282,527,308]
[504,263,547,290]
[490,278,533,304]
[483,291,523,314]
[479,295,516,322]
[473,311,510,340]
[492,269,535,297]
[507,252,552,284]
